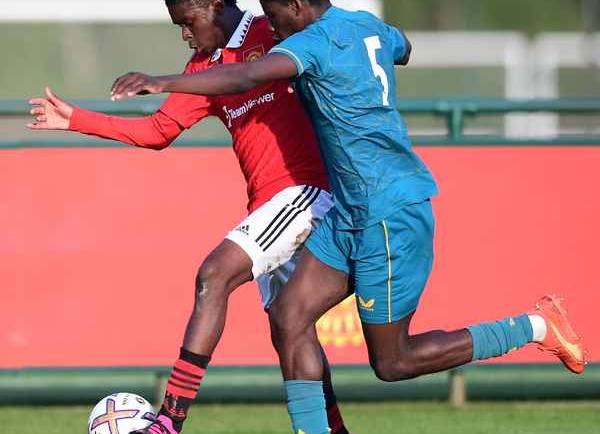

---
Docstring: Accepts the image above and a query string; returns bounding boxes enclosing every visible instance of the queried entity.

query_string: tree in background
[581,0,600,33]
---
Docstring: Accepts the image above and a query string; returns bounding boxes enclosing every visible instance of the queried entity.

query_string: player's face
[261,1,306,41]
[168,1,226,54]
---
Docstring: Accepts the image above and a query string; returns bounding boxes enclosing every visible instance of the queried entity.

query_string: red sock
[159,348,210,431]
[323,375,349,434]
[327,403,349,434]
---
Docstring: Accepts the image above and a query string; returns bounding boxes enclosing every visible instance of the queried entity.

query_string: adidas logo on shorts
[236,225,250,235]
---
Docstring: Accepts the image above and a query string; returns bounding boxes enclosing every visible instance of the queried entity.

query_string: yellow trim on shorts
[381,220,392,323]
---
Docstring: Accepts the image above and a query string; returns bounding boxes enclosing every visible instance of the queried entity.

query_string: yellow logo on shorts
[358,296,375,311]
[317,296,364,348]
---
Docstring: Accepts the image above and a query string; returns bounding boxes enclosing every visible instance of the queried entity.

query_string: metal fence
[2,98,600,148]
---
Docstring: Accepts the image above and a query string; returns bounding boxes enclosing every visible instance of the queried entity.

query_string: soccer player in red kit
[28,1,351,434]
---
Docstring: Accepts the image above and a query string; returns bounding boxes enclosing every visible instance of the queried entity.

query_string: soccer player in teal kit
[111,1,587,433]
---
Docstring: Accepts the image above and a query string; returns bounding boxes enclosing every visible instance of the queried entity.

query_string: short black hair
[165,0,237,7]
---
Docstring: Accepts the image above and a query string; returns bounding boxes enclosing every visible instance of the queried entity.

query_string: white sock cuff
[528,314,547,343]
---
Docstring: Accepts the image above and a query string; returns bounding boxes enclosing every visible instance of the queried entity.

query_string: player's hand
[27,87,74,130]
[110,72,165,101]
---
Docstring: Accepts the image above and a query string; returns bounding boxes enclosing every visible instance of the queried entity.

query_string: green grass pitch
[3,402,599,434]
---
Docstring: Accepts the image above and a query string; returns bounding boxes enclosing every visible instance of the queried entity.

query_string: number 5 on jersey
[364,36,390,107]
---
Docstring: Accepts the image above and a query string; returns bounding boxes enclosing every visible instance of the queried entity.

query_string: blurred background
[1,1,600,434]
[2,0,600,139]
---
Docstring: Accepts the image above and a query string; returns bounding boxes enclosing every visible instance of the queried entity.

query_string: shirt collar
[210,11,254,62]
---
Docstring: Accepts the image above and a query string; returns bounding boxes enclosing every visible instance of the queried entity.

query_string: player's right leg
[133,239,255,434]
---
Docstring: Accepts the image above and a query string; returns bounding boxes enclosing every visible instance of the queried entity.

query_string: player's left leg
[362,314,473,381]
[355,198,473,378]
[363,295,585,382]
[357,199,586,381]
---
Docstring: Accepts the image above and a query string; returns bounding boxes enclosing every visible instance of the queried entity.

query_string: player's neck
[219,6,245,47]
[309,1,332,21]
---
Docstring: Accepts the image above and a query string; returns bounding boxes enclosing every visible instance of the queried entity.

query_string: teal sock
[468,314,533,361]
[285,380,329,434]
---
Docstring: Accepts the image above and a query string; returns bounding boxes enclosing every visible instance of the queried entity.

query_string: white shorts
[226,185,333,309]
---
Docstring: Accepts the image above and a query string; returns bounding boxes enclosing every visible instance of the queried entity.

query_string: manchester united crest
[243,45,265,63]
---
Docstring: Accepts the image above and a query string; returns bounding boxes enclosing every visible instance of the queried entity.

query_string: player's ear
[290,0,304,16]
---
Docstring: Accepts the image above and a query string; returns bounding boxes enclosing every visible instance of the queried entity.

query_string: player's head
[165,0,238,54]
[260,0,330,40]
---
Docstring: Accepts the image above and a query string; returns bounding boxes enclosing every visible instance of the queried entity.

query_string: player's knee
[194,260,229,303]
[371,358,418,382]
[371,359,396,382]
[268,302,290,336]
[268,302,303,343]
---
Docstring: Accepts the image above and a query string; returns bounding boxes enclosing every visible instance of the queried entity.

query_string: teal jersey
[270,6,438,229]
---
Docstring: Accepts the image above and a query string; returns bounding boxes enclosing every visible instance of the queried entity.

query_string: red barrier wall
[1,146,598,368]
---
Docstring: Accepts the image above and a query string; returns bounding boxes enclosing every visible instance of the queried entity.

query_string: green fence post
[449,368,466,407]
[449,106,465,141]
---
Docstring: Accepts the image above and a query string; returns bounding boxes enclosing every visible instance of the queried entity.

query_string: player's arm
[110,54,297,100]
[28,87,184,150]
[386,24,412,66]
[396,30,412,66]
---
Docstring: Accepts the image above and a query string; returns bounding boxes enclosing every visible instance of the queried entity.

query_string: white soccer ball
[88,393,156,434]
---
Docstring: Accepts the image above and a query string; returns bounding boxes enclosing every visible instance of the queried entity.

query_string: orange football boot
[530,295,587,374]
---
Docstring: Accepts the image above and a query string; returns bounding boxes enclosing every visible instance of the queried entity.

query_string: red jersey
[70,12,328,212]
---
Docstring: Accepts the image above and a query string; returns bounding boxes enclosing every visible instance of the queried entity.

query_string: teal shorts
[306,200,435,324]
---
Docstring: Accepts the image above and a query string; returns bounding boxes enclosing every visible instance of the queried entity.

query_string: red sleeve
[69,107,184,150]
[159,92,216,130]
[69,54,216,149]
[159,58,217,128]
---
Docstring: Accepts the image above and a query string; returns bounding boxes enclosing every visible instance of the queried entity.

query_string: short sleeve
[386,24,409,64]
[269,27,329,77]
[159,54,216,129]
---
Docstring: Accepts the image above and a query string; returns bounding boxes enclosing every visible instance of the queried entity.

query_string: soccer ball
[88,393,156,434]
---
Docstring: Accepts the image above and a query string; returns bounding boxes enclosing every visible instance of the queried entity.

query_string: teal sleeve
[268,27,329,77]
[386,24,408,64]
